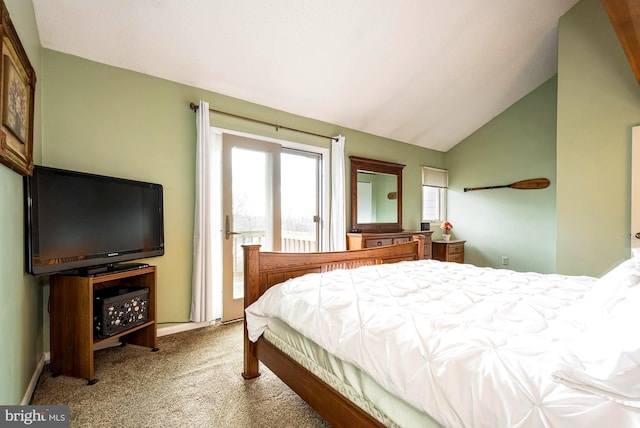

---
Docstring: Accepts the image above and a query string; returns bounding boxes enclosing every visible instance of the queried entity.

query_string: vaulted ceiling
[32,1,582,152]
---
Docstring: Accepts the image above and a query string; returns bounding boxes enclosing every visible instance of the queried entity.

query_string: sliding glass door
[281,149,321,252]
[221,135,321,321]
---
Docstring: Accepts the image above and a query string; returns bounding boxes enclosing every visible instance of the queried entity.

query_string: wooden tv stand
[49,265,158,384]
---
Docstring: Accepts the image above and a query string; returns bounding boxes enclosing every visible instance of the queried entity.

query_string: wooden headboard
[242,236,424,309]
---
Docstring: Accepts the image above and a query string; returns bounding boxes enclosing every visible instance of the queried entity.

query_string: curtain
[190,100,222,322]
[330,135,346,251]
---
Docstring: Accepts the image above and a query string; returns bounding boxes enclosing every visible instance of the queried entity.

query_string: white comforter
[245,259,640,427]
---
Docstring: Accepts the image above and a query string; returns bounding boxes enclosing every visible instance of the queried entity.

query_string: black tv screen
[25,165,164,275]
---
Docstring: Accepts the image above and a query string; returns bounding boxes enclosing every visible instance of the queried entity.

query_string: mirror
[350,156,404,233]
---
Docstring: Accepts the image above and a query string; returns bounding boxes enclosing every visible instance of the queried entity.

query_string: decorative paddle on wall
[463,178,550,192]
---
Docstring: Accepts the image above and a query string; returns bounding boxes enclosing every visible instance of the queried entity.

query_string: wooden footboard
[242,237,424,426]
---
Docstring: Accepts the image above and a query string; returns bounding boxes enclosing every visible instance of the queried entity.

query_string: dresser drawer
[364,238,393,247]
[447,243,464,255]
[448,254,464,263]
[392,237,410,244]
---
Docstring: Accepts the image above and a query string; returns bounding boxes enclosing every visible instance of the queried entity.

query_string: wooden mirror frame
[350,156,405,233]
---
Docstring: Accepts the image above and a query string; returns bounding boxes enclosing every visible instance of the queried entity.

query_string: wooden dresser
[432,240,465,263]
[346,231,433,259]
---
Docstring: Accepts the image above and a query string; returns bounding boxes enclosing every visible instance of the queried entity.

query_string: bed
[242,238,640,427]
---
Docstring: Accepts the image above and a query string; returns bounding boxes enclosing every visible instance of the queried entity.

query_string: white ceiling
[32,0,579,152]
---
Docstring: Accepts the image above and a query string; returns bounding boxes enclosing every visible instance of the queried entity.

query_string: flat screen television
[25,165,164,276]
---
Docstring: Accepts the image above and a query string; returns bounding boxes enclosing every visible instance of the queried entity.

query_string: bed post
[242,244,261,379]
[412,234,425,260]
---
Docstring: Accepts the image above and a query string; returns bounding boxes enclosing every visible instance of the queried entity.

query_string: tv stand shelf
[93,320,155,346]
[49,266,158,384]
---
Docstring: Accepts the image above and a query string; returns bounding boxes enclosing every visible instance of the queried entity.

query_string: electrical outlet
[501,256,509,265]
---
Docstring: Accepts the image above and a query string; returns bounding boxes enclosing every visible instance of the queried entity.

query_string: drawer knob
[376,241,382,246]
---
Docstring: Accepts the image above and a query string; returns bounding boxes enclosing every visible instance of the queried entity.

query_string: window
[421,166,448,223]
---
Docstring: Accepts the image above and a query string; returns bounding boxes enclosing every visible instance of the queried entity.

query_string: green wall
[445,77,558,273]
[40,49,444,333]
[556,0,640,276]
[0,0,43,405]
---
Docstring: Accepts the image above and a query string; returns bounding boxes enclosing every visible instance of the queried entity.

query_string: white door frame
[631,126,640,251]
[212,127,330,250]
[213,126,330,321]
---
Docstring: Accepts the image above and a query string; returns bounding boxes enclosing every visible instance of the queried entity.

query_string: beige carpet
[31,322,330,428]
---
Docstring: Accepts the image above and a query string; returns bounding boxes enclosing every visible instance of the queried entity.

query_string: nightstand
[432,240,465,263]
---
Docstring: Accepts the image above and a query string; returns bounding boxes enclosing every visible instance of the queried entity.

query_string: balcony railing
[232,231,317,297]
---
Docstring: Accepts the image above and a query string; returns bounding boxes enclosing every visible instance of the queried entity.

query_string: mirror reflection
[356,171,397,223]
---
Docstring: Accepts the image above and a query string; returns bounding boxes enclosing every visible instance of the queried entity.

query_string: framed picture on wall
[0,0,35,176]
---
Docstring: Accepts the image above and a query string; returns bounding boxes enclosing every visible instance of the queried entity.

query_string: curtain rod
[189,102,337,141]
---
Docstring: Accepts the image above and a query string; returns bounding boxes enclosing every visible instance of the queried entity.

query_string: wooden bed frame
[242,236,425,427]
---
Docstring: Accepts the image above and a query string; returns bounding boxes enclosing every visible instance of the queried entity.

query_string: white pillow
[578,257,640,322]
[553,285,640,406]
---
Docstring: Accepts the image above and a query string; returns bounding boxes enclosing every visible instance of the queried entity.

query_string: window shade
[422,167,448,188]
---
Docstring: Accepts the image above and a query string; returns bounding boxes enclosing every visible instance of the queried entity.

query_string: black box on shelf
[93,286,149,338]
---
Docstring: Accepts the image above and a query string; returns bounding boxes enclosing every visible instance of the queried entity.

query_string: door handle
[635,232,640,239]
[225,215,240,240]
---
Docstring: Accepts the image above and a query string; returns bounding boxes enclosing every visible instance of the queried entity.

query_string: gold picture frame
[0,0,35,176]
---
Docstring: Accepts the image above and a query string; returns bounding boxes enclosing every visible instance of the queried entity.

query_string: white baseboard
[157,320,216,337]
[22,354,46,405]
